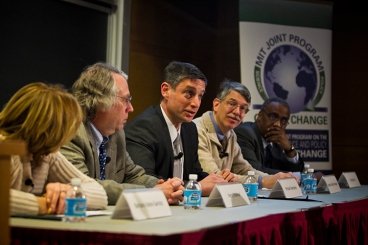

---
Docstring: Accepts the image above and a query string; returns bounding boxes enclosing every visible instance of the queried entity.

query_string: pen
[12,215,63,221]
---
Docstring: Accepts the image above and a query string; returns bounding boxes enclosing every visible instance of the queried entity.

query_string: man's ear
[213,98,220,112]
[161,82,170,100]
[256,110,263,122]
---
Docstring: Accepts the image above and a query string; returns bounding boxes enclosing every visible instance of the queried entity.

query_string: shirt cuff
[286,151,299,163]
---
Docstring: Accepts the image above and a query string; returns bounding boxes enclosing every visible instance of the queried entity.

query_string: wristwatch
[284,145,295,154]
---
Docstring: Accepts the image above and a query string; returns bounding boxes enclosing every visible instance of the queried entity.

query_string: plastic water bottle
[304,169,317,195]
[300,164,310,195]
[64,178,87,222]
[184,174,202,209]
[243,171,258,203]
[301,164,310,180]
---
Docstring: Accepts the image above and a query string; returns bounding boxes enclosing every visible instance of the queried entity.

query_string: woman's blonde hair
[0,82,83,161]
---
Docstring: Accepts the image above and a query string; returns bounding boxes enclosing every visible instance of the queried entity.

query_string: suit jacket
[125,105,208,182]
[234,121,303,174]
[60,121,159,205]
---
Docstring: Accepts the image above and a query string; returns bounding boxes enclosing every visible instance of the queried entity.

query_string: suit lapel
[105,133,117,178]
[252,122,266,163]
[154,105,174,177]
[84,122,100,176]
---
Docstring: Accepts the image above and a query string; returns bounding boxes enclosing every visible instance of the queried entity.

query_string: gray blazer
[60,121,158,205]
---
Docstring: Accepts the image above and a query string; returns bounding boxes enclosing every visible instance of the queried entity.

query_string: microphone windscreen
[174,152,183,160]
[25,178,34,187]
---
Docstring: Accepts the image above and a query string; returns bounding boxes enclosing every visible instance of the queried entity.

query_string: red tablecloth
[11,198,368,245]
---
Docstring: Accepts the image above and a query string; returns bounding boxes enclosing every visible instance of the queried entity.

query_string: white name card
[111,188,172,221]
[317,175,341,194]
[206,183,250,208]
[338,172,361,188]
[269,178,302,198]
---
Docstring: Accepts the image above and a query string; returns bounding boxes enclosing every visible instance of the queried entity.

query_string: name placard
[111,188,171,221]
[317,175,341,194]
[338,172,361,188]
[206,183,250,208]
[269,178,302,198]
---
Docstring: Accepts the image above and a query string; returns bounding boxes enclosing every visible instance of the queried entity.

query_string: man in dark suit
[234,97,304,175]
[60,62,184,205]
[125,61,237,196]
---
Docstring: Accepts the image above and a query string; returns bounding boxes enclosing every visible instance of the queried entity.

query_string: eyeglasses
[261,109,289,126]
[116,95,132,104]
[222,100,250,114]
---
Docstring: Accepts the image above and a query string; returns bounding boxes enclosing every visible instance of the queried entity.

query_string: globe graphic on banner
[263,45,317,113]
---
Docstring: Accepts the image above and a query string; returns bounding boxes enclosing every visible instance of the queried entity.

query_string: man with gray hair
[193,80,298,189]
[60,62,184,205]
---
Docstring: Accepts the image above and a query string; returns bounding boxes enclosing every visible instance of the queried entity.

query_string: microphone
[219,152,229,158]
[25,178,34,188]
[106,157,111,164]
[174,152,183,160]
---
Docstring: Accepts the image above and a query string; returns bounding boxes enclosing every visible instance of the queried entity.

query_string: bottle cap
[189,174,198,180]
[248,171,255,175]
[307,168,314,173]
[304,164,310,168]
[71,178,82,186]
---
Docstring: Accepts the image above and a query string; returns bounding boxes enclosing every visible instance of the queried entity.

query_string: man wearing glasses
[234,97,304,175]
[194,81,296,189]
[60,62,184,205]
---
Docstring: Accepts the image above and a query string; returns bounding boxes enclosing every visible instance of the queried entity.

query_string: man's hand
[199,174,227,196]
[155,177,184,205]
[44,182,72,214]
[219,169,239,182]
[262,172,299,189]
[264,125,295,156]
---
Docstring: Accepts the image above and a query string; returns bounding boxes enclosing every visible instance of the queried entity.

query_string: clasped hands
[37,182,72,215]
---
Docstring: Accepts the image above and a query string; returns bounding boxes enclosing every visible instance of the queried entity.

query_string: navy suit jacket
[125,105,208,182]
[234,121,303,174]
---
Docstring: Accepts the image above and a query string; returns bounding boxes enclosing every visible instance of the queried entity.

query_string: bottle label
[65,198,86,216]
[301,173,307,182]
[183,190,202,205]
[304,179,317,192]
[243,183,258,198]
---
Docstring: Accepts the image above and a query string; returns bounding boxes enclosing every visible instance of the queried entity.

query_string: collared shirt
[160,106,184,179]
[88,120,109,156]
[209,111,230,142]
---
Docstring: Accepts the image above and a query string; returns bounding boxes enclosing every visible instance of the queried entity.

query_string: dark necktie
[173,133,182,179]
[220,135,228,151]
[99,137,108,180]
[264,144,272,168]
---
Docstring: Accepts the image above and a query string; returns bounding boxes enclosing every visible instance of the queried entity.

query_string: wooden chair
[0,141,27,245]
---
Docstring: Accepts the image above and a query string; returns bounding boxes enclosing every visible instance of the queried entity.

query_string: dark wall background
[0,0,108,105]
[1,0,367,184]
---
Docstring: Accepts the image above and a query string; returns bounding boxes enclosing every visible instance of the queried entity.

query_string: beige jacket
[193,111,268,183]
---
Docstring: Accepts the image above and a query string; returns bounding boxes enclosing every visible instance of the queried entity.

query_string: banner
[239,0,333,171]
